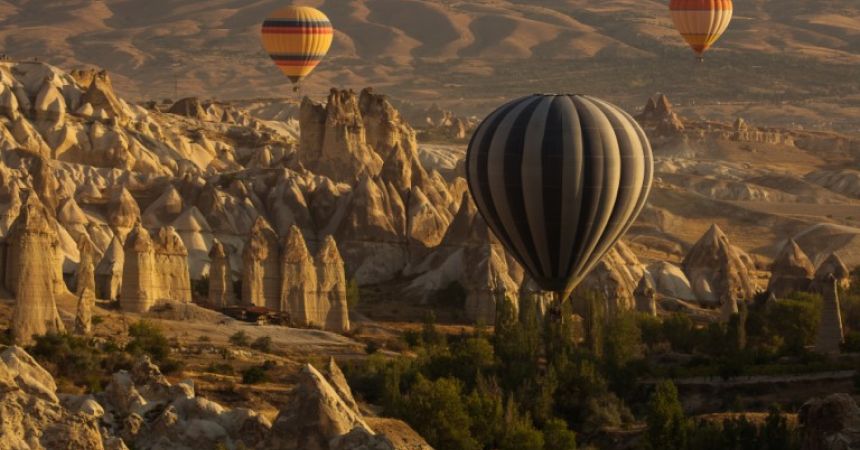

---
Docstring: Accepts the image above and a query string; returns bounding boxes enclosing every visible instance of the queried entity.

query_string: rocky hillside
[0,345,430,450]
[0,1,857,130]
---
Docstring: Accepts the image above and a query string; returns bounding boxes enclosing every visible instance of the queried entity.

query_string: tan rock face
[242,217,281,309]
[637,93,685,137]
[464,241,519,325]
[634,276,657,317]
[96,235,125,301]
[316,236,350,333]
[767,239,815,297]
[8,194,65,345]
[120,224,157,313]
[268,364,371,450]
[575,241,646,318]
[74,69,130,122]
[75,237,97,335]
[207,239,234,308]
[299,89,383,183]
[108,188,141,232]
[281,226,319,327]
[153,226,192,303]
[682,224,757,306]
[813,253,851,292]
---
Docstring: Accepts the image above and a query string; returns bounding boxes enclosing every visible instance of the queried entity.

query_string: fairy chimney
[120,223,157,313]
[74,238,97,335]
[153,226,192,303]
[281,226,319,327]
[9,193,65,345]
[316,236,350,333]
[208,239,234,307]
[767,239,815,297]
[242,217,281,309]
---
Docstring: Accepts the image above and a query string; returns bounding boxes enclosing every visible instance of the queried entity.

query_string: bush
[229,331,250,347]
[206,363,235,375]
[126,321,171,363]
[241,365,269,385]
[645,380,687,450]
[543,418,577,450]
[398,376,480,450]
[250,336,272,353]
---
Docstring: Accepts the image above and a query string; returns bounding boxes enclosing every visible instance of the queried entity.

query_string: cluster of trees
[346,289,818,450]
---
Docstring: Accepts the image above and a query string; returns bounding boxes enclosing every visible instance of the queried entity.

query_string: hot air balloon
[670,0,733,60]
[261,6,333,90]
[466,94,653,302]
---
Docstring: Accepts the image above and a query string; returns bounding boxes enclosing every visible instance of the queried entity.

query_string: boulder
[799,394,860,450]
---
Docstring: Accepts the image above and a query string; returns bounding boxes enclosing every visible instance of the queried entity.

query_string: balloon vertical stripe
[466,94,654,296]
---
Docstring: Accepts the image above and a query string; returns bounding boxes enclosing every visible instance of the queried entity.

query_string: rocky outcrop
[649,262,698,301]
[812,253,851,292]
[0,346,105,449]
[120,224,157,313]
[637,94,684,137]
[316,236,350,333]
[799,394,860,450]
[74,69,130,121]
[8,194,65,345]
[634,276,658,317]
[281,226,319,327]
[107,188,141,235]
[299,89,383,183]
[768,239,815,297]
[463,240,519,325]
[75,237,97,335]
[575,242,646,318]
[168,97,209,120]
[682,224,757,306]
[207,239,234,307]
[242,217,281,309]
[268,364,375,450]
[153,226,192,303]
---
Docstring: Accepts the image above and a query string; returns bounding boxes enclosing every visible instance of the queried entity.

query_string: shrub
[241,365,269,385]
[229,331,250,347]
[250,336,272,353]
[126,321,171,363]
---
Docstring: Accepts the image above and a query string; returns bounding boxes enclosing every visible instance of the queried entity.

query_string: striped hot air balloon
[670,0,733,59]
[261,6,333,87]
[466,95,653,300]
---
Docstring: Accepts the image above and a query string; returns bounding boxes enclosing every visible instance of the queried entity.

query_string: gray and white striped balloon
[466,94,653,296]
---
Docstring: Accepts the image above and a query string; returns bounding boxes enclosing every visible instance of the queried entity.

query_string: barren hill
[0,0,857,131]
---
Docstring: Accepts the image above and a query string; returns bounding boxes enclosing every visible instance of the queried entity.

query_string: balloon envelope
[466,94,653,297]
[261,6,333,84]
[670,0,733,57]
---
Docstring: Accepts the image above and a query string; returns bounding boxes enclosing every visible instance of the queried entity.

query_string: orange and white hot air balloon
[669,0,733,60]
[261,6,333,89]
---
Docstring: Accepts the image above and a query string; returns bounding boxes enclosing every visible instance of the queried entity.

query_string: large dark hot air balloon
[670,0,733,60]
[261,6,333,90]
[466,94,653,301]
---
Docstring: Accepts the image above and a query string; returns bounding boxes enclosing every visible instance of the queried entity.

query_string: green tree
[543,418,577,450]
[126,320,170,362]
[399,376,480,450]
[229,331,250,347]
[645,380,687,450]
[499,398,544,450]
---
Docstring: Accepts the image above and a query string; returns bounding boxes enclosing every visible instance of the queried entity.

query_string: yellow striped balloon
[261,6,333,85]
[670,0,733,59]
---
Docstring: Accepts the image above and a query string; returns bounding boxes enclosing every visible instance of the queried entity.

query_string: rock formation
[75,237,97,335]
[268,364,376,450]
[812,253,851,292]
[637,94,684,137]
[463,240,519,325]
[107,188,140,236]
[299,89,383,183]
[242,217,281,309]
[207,239,234,307]
[814,274,845,354]
[799,394,860,450]
[316,236,350,333]
[281,226,319,327]
[575,242,646,318]
[120,224,157,313]
[768,239,815,297]
[153,226,192,303]
[8,194,65,345]
[634,276,658,317]
[649,262,698,301]
[682,224,757,306]
[96,236,124,300]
